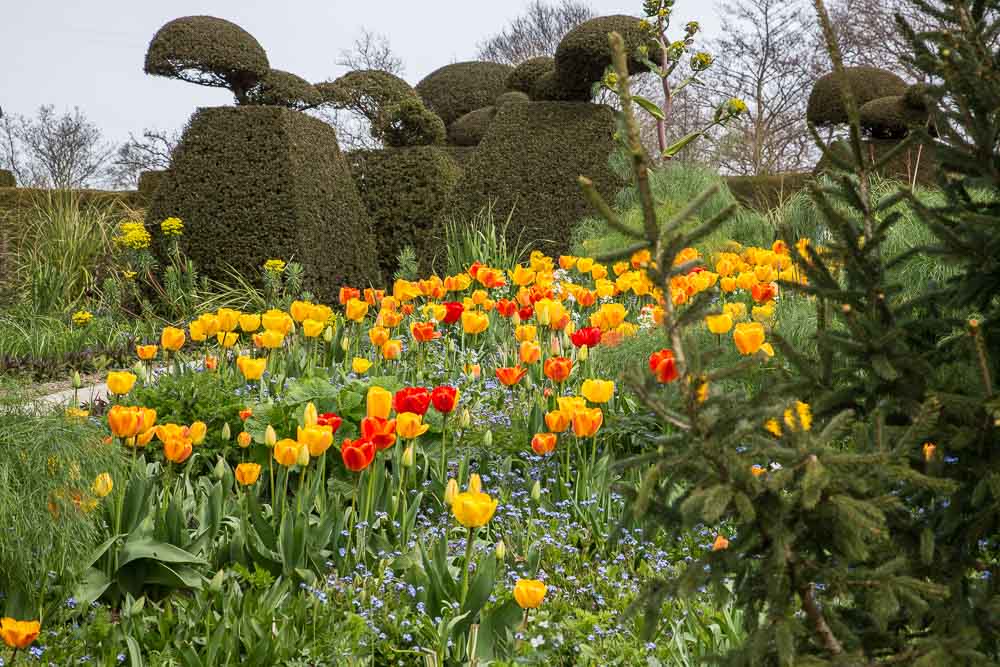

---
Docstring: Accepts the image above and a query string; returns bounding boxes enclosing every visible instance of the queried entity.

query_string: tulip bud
[537,307,550,326]
[468,472,482,494]
[402,445,415,468]
[341,337,351,352]
[213,457,226,480]
[303,402,318,427]
[296,441,310,466]
[459,408,472,429]
[579,344,589,362]
[444,478,458,505]
[221,422,231,441]
[265,425,277,447]
[512,312,522,326]
[323,326,334,342]
[483,430,493,447]
[208,569,225,593]
[72,371,82,389]
[495,540,506,561]
[531,480,542,503]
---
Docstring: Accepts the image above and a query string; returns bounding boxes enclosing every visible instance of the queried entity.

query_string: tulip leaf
[75,567,112,607]
[125,635,144,667]
[143,562,204,590]
[477,598,522,660]
[122,473,153,535]
[82,533,125,570]
[119,537,206,568]
[462,552,497,619]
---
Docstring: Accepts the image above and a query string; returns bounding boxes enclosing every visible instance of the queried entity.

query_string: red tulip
[570,326,602,348]
[496,299,518,318]
[394,387,431,415]
[518,305,534,321]
[431,386,459,413]
[361,416,397,450]
[751,282,777,303]
[341,438,375,471]
[649,348,679,383]
[442,301,464,324]
[317,412,343,434]
[468,261,483,278]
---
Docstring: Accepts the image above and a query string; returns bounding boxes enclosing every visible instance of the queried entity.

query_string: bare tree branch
[476,0,596,64]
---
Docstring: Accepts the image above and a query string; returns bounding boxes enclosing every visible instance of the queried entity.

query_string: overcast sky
[1,0,720,144]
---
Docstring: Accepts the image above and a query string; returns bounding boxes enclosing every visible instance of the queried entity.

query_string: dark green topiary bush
[444,101,620,256]
[440,146,478,169]
[496,91,530,106]
[531,71,587,101]
[348,146,462,277]
[415,61,513,126]
[148,106,379,300]
[144,16,270,104]
[0,170,14,188]
[245,69,321,109]
[859,95,929,139]
[447,107,497,146]
[553,15,662,100]
[724,172,813,210]
[379,97,447,148]
[318,70,417,125]
[505,57,555,95]
[137,170,168,201]
[806,66,907,127]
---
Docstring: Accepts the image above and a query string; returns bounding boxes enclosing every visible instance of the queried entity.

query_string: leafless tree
[477,0,595,64]
[108,129,180,189]
[700,0,825,175]
[0,105,116,188]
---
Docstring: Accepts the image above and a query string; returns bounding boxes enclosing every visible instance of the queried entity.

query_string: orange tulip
[531,433,557,455]
[495,366,528,386]
[161,326,185,351]
[382,339,402,360]
[572,407,603,438]
[163,437,193,464]
[543,356,573,383]
[0,617,40,649]
[519,340,541,364]
[544,410,570,433]
[108,405,144,438]
[290,300,313,322]
[274,438,304,467]
[136,344,158,360]
[733,322,766,355]
[235,463,261,486]
[411,321,440,342]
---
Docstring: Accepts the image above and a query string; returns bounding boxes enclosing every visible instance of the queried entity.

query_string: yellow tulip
[346,298,369,322]
[290,300,313,322]
[352,357,372,374]
[273,439,302,466]
[369,326,390,346]
[260,329,285,349]
[723,302,747,321]
[92,473,113,498]
[509,265,536,286]
[189,421,207,445]
[397,412,429,439]
[576,257,595,273]
[544,410,570,433]
[302,319,324,338]
[239,313,261,332]
[237,431,252,448]
[556,396,587,417]
[367,386,393,419]
[0,617,41,649]
[217,331,239,348]
[161,326,186,351]
[136,344,158,361]
[106,371,137,396]
[189,320,207,342]
[468,473,482,494]
[580,379,614,403]
[451,490,498,528]
[514,324,537,342]
[235,463,261,486]
[444,478,459,505]
[297,425,333,457]
[705,313,733,335]
[461,310,489,335]
[237,355,267,381]
[733,322,766,355]
[262,309,293,334]
[217,308,241,332]
[514,579,547,609]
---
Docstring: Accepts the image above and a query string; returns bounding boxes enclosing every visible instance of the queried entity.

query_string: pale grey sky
[1,1,720,144]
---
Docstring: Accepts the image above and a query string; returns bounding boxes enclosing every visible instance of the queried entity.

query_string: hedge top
[553,15,662,99]
[144,16,270,103]
[506,57,556,95]
[806,66,907,126]
[415,61,513,126]
[246,69,321,110]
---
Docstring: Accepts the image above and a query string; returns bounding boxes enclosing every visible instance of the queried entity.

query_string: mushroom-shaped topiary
[379,97,447,148]
[415,61,514,126]
[246,69,322,110]
[448,107,498,146]
[806,66,908,127]
[144,16,270,104]
[318,70,417,121]
[859,96,929,140]
[506,57,556,95]
[553,15,662,101]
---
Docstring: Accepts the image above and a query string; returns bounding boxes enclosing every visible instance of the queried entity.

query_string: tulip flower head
[396,412,429,440]
[431,386,459,413]
[514,579,547,609]
[107,371,138,396]
[341,438,375,472]
[543,356,573,383]
[581,379,614,403]
[451,490,498,528]
[572,407,604,438]
[0,617,41,649]
[235,463,262,486]
[495,366,528,386]
[361,416,397,450]
[136,344,158,360]
[531,432,557,455]
[394,387,431,415]
[649,348,679,383]
[92,473,113,498]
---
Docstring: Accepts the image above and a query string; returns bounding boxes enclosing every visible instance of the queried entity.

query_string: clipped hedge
[725,173,813,210]
[440,146,478,169]
[553,15,662,100]
[144,16,269,101]
[506,57,555,95]
[444,101,620,256]
[380,97,447,148]
[148,106,379,300]
[859,95,929,139]
[806,67,907,127]
[318,69,417,123]
[814,138,937,186]
[496,91,530,106]
[138,170,168,201]
[415,61,513,126]
[448,107,497,146]
[0,170,14,188]
[246,69,321,109]
[348,146,462,277]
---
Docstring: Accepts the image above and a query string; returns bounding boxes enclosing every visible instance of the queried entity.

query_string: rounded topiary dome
[318,69,417,116]
[379,97,447,148]
[859,96,929,140]
[553,15,662,100]
[415,61,513,126]
[144,16,270,102]
[506,57,556,95]
[448,106,498,146]
[806,66,907,127]
[246,69,321,109]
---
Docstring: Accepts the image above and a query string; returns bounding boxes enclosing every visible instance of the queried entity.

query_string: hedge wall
[348,146,462,278]
[148,106,379,300]
[724,173,813,210]
[814,138,937,186]
[0,170,14,188]
[443,101,620,257]
[415,61,513,127]
[138,170,168,201]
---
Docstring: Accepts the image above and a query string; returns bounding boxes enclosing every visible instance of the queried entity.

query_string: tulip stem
[439,414,448,483]
[365,462,377,524]
[460,526,475,608]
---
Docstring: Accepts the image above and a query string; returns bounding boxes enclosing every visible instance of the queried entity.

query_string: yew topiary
[0,170,14,188]
[505,57,556,95]
[415,62,513,126]
[245,69,321,110]
[379,97,447,148]
[447,107,497,146]
[859,95,929,139]
[144,16,270,104]
[806,66,907,127]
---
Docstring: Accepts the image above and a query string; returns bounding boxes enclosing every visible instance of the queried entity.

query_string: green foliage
[348,145,462,278]
[0,407,123,619]
[447,106,497,146]
[859,95,929,139]
[143,15,270,104]
[245,68,321,110]
[0,169,14,187]
[552,15,663,100]
[814,137,937,185]
[148,105,380,302]
[380,96,447,147]
[317,69,419,145]
[495,90,530,106]
[806,66,907,127]
[137,169,167,201]
[445,101,621,258]
[415,61,513,126]
[442,201,531,275]
[505,56,556,95]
